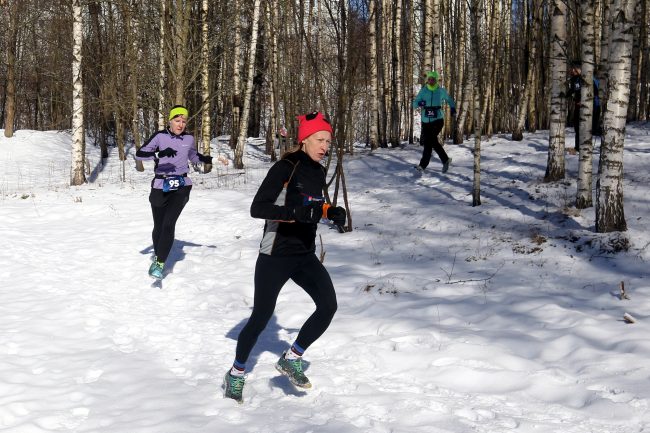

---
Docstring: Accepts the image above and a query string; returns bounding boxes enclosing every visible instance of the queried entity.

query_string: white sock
[229,365,245,377]
[284,346,302,361]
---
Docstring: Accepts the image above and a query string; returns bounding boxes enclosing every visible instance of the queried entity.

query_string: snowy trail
[1,128,650,432]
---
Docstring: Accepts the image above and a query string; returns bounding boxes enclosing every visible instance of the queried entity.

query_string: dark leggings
[573,105,581,151]
[235,253,338,364]
[149,186,191,263]
[419,119,449,169]
[573,104,602,151]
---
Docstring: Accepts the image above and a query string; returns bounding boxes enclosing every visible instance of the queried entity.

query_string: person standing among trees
[135,105,214,280]
[412,70,456,173]
[566,61,602,152]
[223,111,347,404]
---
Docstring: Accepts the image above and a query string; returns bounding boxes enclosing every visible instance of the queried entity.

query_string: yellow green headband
[169,106,189,120]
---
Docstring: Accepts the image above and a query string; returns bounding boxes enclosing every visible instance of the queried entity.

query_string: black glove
[292,202,323,224]
[326,206,346,226]
[136,148,156,158]
[199,154,213,164]
[450,107,456,117]
[157,147,177,158]
[418,100,426,107]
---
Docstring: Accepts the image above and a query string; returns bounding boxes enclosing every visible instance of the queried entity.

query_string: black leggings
[419,119,449,169]
[149,186,191,263]
[235,253,338,364]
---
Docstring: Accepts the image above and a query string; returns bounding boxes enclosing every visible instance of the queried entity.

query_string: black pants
[419,120,449,169]
[235,253,338,364]
[149,186,191,263]
[573,104,602,151]
[572,106,581,151]
[592,105,602,136]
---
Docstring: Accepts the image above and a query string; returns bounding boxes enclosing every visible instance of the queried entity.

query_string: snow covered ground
[0,124,649,433]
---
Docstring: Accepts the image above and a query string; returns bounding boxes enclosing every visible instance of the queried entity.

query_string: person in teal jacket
[412,70,456,173]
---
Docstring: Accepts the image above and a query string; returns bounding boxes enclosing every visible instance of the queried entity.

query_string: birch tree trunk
[391,0,403,147]
[379,0,390,147]
[432,0,443,72]
[230,0,242,149]
[200,0,212,173]
[369,0,379,150]
[158,0,166,129]
[4,0,19,137]
[627,0,641,120]
[598,0,611,120]
[266,0,279,161]
[423,0,433,72]
[512,0,539,141]
[470,0,483,207]
[234,0,262,169]
[596,0,635,233]
[639,0,649,120]
[545,0,567,182]
[453,5,469,144]
[71,0,86,186]
[576,0,596,209]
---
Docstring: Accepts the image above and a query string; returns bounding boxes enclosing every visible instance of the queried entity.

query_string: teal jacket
[412,86,455,123]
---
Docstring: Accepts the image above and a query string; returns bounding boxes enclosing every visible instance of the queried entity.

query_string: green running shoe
[223,372,245,403]
[148,260,164,280]
[275,352,312,389]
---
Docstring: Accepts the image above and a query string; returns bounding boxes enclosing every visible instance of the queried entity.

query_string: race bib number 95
[162,175,185,192]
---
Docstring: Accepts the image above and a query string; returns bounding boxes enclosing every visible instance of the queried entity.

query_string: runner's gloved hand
[450,107,456,117]
[418,100,426,107]
[199,154,213,164]
[292,202,323,224]
[326,206,346,226]
[157,147,177,158]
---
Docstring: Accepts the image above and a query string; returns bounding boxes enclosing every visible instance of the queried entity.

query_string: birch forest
[1,0,647,231]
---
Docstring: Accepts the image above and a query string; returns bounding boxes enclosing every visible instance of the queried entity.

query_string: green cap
[426,71,440,80]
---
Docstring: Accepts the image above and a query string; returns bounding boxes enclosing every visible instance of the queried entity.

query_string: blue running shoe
[148,260,164,280]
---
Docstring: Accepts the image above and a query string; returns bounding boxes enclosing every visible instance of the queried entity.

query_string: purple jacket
[136,128,206,189]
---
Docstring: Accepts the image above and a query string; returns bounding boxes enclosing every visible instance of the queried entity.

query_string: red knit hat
[296,111,333,144]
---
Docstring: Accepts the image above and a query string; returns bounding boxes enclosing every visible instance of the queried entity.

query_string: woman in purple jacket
[135,105,212,279]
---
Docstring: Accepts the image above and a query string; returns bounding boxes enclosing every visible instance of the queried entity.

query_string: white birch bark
[230,0,242,149]
[369,0,379,150]
[576,0,596,209]
[431,0,442,73]
[71,0,86,186]
[200,0,212,171]
[470,0,482,207]
[596,0,634,233]
[423,0,433,72]
[234,0,262,169]
[545,0,567,182]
